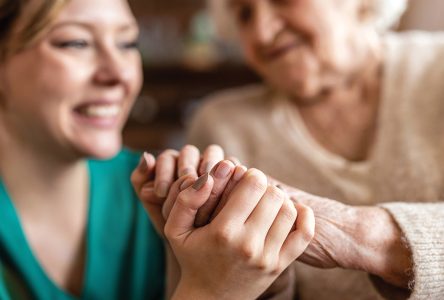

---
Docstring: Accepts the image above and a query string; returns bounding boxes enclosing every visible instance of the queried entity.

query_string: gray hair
[208,0,408,42]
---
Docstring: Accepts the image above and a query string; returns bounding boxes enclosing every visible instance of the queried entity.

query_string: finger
[280,203,315,265]
[139,182,166,235]
[178,145,200,177]
[130,152,156,193]
[162,174,197,220]
[164,173,214,240]
[263,198,297,258]
[210,165,248,221]
[226,156,241,166]
[244,185,286,241]
[155,149,179,198]
[194,160,235,227]
[199,144,224,175]
[213,168,267,226]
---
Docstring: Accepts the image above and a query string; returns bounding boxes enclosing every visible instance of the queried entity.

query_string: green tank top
[0,149,165,299]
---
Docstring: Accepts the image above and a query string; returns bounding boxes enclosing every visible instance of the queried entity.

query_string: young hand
[166,169,315,299]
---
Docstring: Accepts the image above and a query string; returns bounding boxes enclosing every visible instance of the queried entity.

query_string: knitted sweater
[187,32,444,299]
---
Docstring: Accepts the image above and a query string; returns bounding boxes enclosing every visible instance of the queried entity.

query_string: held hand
[131,144,226,235]
[276,181,413,289]
[167,169,315,300]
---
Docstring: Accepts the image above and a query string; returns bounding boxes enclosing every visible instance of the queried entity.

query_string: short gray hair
[208,0,408,42]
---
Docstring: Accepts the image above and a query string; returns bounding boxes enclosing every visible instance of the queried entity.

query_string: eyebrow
[49,21,139,33]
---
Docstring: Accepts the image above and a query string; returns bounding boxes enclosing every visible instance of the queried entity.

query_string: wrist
[172,279,219,300]
[352,206,413,288]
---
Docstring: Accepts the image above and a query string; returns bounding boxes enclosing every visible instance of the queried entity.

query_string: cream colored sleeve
[379,202,444,299]
[186,102,224,151]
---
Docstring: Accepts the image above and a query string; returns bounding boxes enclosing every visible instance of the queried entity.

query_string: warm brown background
[123,0,444,154]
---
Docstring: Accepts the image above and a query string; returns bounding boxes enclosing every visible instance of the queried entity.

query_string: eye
[271,0,289,5]
[53,40,89,49]
[118,40,139,50]
[236,5,253,25]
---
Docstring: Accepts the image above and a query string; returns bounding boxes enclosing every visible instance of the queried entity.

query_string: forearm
[348,206,413,288]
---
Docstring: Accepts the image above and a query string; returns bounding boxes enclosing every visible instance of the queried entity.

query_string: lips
[73,101,123,129]
[76,103,121,118]
[263,34,307,60]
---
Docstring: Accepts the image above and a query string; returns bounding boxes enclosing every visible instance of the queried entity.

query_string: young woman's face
[229,0,370,100]
[0,0,142,160]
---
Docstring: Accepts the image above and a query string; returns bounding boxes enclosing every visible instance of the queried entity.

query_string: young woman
[0,0,314,299]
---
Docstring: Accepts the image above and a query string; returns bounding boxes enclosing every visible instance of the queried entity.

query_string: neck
[293,48,383,161]
[0,127,88,216]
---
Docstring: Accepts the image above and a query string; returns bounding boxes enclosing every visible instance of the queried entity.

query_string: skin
[132,149,314,299]
[0,0,141,294]
[131,145,300,299]
[224,0,413,290]
[228,0,382,161]
[0,1,315,298]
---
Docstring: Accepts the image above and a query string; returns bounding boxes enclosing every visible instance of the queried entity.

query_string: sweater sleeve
[379,202,444,299]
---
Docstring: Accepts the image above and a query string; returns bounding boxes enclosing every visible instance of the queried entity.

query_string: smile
[80,104,121,118]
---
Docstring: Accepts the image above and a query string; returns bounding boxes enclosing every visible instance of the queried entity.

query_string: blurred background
[122,0,444,154]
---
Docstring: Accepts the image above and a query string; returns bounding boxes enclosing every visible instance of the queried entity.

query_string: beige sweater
[187,32,444,299]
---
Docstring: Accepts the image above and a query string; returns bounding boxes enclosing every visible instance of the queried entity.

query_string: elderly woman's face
[0,0,142,159]
[229,0,368,100]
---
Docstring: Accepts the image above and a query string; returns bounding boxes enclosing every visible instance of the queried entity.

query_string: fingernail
[192,173,209,191]
[214,161,231,178]
[138,154,148,172]
[155,182,169,198]
[180,177,195,191]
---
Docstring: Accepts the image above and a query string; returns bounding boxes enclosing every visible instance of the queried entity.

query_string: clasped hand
[132,145,315,299]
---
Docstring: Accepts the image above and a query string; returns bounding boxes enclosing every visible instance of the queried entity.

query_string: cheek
[8,53,89,108]
[130,57,143,95]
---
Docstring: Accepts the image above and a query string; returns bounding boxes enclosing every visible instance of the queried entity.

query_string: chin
[272,76,322,100]
[77,136,123,160]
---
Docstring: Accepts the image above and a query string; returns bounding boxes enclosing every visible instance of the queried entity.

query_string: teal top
[0,149,165,300]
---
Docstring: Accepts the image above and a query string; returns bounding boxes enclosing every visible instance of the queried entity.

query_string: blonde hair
[208,0,408,42]
[0,0,69,61]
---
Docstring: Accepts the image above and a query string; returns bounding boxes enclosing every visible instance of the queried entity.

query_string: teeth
[82,104,120,117]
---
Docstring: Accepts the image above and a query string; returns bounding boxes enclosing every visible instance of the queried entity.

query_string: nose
[251,3,283,46]
[94,44,131,87]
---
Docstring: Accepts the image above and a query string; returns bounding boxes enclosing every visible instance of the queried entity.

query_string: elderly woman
[0,0,315,299]
[188,0,444,299]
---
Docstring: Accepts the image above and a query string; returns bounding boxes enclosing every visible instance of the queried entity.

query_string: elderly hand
[276,181,413,289]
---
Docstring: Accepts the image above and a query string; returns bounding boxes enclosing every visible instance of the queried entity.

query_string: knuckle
[267,185,286,202]
[239,243,257,260]
[256,255,279,274]
[245,169,268,193]
[214,224,237,245]
[281,199,297,222]
[301,229,314,243]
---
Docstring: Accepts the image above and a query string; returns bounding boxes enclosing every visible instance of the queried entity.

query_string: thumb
[164,173,213,241]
